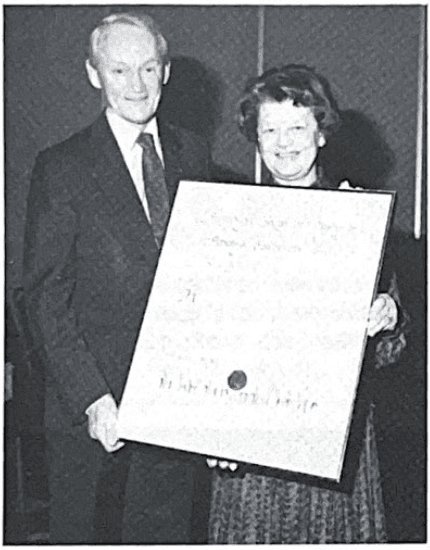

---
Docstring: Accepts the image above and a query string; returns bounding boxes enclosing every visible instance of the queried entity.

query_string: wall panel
[5,6,112,289]
[264,5,422,234]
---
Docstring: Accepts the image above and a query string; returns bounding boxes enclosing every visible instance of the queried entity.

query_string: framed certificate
[118,181,394,480]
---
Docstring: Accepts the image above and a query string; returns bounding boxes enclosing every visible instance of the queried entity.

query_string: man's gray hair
[88,12,169,68]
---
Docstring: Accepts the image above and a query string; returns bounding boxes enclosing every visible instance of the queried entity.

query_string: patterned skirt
[208,406,386,544]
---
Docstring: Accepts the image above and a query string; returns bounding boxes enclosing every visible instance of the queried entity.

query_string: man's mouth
[126,97,148,103]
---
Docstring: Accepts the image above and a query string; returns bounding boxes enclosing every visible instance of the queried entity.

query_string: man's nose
[130,71,146,93]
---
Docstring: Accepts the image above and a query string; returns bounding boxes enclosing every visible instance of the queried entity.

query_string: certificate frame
[118,181,395,481]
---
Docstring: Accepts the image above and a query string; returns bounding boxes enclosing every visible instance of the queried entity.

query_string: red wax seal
[228,370,247,390]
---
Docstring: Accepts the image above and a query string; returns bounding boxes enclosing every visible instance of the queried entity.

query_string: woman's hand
[367,293,398,337]
[206,457,238,471]
[338,180,363,190]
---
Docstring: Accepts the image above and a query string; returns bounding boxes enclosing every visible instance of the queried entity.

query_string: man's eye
[113,68,124,74]
[145,66,156,73]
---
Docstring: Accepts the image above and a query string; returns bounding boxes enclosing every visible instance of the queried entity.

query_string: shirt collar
[106,108,160,151]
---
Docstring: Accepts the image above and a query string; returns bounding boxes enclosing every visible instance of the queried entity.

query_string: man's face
[87,23,170,125]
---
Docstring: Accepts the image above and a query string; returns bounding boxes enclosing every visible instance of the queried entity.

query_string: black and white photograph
[3,2,426,544]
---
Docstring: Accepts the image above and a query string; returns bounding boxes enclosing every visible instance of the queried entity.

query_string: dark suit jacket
[23,113,210,431]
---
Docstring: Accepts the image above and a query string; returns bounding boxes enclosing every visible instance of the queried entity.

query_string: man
[23,11,210,543]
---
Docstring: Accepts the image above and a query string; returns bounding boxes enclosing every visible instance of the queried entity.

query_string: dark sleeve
[370,230,410,368]
[23,152,111,420]
[373,270,410,369]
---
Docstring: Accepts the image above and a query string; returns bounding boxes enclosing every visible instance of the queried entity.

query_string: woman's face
[257,98,326,187]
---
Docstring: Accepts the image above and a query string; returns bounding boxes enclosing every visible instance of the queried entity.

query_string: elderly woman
[207,64,408,544]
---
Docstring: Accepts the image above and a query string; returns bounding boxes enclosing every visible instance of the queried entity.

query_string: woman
[207,64,408,544]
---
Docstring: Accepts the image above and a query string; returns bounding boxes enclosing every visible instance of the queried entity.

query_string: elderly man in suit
[23,11,210,544]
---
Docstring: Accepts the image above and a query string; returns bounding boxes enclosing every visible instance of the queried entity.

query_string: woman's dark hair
[238,64,340,144]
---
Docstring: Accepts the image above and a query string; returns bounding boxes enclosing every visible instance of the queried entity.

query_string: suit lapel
[86,114,186,252]
[90,115,184,207]
[87,114,156,252]
[88,115,143,215]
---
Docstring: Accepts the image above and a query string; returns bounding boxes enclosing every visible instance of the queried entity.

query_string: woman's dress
[208,181,408,544]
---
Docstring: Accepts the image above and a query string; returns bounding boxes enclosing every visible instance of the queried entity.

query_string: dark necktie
[136,132,170,248]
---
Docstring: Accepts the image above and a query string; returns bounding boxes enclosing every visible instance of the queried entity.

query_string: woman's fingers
[368,293,397,336]
[206,458,238,471]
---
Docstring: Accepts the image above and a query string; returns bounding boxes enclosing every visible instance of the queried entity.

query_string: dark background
[4,4,426,543]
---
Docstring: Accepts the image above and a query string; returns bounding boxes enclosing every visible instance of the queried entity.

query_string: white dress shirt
[106,108,165,222]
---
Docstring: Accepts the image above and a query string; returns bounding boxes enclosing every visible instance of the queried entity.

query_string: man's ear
[163,61,171,85]
[85,59,102,90]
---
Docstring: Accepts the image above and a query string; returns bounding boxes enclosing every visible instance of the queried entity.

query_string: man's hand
[367,293,398,337]
[86,393,125,453]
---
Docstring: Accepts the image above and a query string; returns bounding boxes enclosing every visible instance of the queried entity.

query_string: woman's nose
[277,129,293,147]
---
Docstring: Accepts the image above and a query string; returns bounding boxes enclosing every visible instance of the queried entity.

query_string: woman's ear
[163,62,171,85]
[318,133,326,148]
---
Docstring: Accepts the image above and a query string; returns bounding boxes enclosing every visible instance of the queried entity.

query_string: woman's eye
[113,68,124,74]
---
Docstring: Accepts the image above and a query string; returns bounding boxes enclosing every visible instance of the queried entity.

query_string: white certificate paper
[118,181,394,481]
